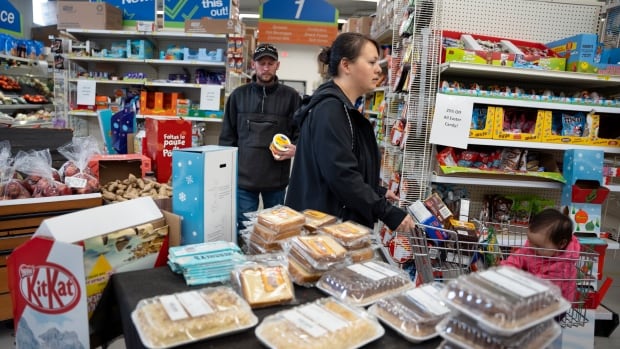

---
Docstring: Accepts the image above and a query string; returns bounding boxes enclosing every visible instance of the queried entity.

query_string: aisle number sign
[0,0,22,37]
[429,94,473,149]
[164,0,234,29]
[258,0,338,46]
[90,0,156,26]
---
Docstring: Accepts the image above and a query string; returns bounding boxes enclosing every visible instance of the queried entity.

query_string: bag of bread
[231,253,296,309]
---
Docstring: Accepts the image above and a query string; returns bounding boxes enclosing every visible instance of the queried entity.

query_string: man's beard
[257,73,274,84]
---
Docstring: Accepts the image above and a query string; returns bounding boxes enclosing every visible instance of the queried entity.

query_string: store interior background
[1,0,620,348]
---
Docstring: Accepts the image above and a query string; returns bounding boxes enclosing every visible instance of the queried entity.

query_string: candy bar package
[436,313,560,349]
[287,235,348,270]
[256,205,305,233]
[232,254,295,309]
[131,286,258,349]
[317,260,414,306]
[368,283,450,342]
[439,266,569,335]
[255,297,384,349]
[302,209,338,232]
[319,220,373,248]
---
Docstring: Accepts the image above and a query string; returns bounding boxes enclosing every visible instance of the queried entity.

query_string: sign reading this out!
[163,0,234,29]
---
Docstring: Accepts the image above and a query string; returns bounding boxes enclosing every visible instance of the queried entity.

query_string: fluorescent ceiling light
[240,13,260,19]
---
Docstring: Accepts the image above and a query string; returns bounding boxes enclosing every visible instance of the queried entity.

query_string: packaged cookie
[131,286,258,349]
[436,313,561,349]
[317,261,414,306]
[257,206,305,233]
[289,235,348,270]
[233,256,295,309]
[368,283,450,342]
[439,266,569,335]
[255,297,384,349]
[302,209,338,232]
[319,220,372,248]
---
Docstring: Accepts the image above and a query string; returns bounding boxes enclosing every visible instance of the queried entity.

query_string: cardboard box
[140,91,183,116]
[356,16,373,36]
[469,105,495,139]
[540,110,595,145]
[343,18,359,33]
[407,200,448,240]
[562,202,602,235]
[145,118,192,183]
[87,154,152,185]
[443,31,515,67]
[57,1,122,30]
[547,33,601,73]
[184,18,242,34]
[493,107,543,142]
[127,39,154,59]
[562,149,604,184]
[172,146,237,245]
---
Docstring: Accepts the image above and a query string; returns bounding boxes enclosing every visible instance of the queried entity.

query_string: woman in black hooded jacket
[285,32,415,232]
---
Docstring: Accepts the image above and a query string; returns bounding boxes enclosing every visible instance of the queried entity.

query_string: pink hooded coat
[500,235,581,302]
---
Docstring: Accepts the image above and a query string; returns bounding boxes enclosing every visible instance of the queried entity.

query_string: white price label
[64,176,87,188]
[429,94,473,149]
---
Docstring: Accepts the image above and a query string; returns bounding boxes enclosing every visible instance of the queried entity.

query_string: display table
[109,266,442,348]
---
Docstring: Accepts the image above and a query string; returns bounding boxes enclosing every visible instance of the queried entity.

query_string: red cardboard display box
[145,118,192,183]
[87,154,152,185]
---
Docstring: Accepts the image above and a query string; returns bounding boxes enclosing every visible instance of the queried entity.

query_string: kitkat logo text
[18,263,81,314]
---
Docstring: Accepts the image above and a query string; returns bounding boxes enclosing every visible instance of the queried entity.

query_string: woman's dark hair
[318,32,380,77]
[529,208,573,249]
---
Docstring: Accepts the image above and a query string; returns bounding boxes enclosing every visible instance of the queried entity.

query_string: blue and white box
[172,145,237,245]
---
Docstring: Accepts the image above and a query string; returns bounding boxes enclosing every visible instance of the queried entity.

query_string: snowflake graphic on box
[185,175,194,185]
[178,192,187,202]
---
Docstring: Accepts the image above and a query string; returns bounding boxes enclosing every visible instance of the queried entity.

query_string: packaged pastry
[131,286,258,349]
[253,222,301,243]
[257,206,305,233]
[302,209,338,232]
[348,245,376,263]
[289,235,347,270]
[439,266,569,335]
[368,283,450,342]
[287,253,323,286]
[436,313,561,349]
[249,230,285,252]
[319,220,372,248]
[255,297,384,349]
[317,261,414,306]
[234,261,295,308]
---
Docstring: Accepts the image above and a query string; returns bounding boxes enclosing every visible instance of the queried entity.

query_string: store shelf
[144,59,226,67]
[364,110,381,115]
[439,62,620,89]
[68,78,144,85]
[136,114,223,122]
[67,56,145,64]
[372,28,394,44]
[438,92,620,114]
[68,110,98,117]
[467,138,620,153]
[66,28,227,42]
[379,58,389,67]
[145,81,207,89]
[608,184,620,192]
[431,174,563,189]
[0,104,53,110]
[373,86,388,92]
[0,53,44,66]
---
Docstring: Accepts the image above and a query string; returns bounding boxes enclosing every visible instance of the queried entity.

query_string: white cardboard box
[172,145,237,245]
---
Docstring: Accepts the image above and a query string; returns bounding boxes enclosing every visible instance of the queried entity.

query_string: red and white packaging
[8,236,89,349]
[145,117,192,183]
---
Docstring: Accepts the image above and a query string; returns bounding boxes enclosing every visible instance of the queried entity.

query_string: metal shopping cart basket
[408,220,599,328]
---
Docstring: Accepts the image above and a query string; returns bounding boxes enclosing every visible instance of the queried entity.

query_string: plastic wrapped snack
[302,209,338,232]
[233,260,295,308]
[249,230,285,252]
[436,313,561,349]
[319,220,372,248]
[368,283,450,342]
[287,252,324,287]
[439,266,569,335]
[253,223,302,243]
[255,297,385,349]
[348,245,376,263]
[317,261,414,306]
[131,286,258,349]
[257,206,305,233]
[289,235,347,270]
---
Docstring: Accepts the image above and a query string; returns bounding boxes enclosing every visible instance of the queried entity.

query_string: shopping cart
[408,220,598,328]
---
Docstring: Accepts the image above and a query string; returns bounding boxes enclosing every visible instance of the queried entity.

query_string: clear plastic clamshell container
[439,266,570,335]
[368,283,450,342]
[289,235,348,270]
[317,260,414,306]
[436,313,561,349]
[319,220,372,248]
[253,222,301,243]
[257,206,305,233]
[255,297,385,349]
[131,286,258,349]
[302,209,338,232]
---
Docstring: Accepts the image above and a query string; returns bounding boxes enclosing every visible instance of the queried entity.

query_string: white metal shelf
[467,138,620,154]
[67,78,219,89]
[68,78,144,85]
[608,184,620,192]
[364,110,381,115]
[65,28,227,42]
[0,53,45,66]
[66,56,226,68]
[0,104,53,110]
[431,174,564,189]
[68,110,97,117]
[372,28,394,44]
[440,62,620,89]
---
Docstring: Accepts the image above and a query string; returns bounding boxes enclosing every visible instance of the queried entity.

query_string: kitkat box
[145,117,192,183]
[8,236,89,349]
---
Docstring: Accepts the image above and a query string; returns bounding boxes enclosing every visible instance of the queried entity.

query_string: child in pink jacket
[501,208,581,302]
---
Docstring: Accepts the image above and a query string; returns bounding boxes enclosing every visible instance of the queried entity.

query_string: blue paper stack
[168,241,245,286]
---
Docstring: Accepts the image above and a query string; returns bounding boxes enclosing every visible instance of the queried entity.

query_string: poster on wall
[90,0,156,27]
[163,0,235,29]
[258,0,338,46]
[0,0,23,37]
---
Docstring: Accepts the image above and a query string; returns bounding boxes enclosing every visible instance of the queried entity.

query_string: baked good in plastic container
[317,260,414,306]
[255,297,385,349]
[288,235,348,270]
[319,220,372,248]
[437,340,466,349]
[249,230,285,252]
[233,259,295,308]
[436,313,561,349]
[131,286,258,349]
[253,222,302,243]
[257,206,305,233]
[348,245,376,263]
[439,266,570,335]
[302,209,338,232]
[287,251,324,286]
[368,282,450,342]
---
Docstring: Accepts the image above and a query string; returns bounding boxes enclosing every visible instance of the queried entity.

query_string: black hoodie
[285,80,407,230]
